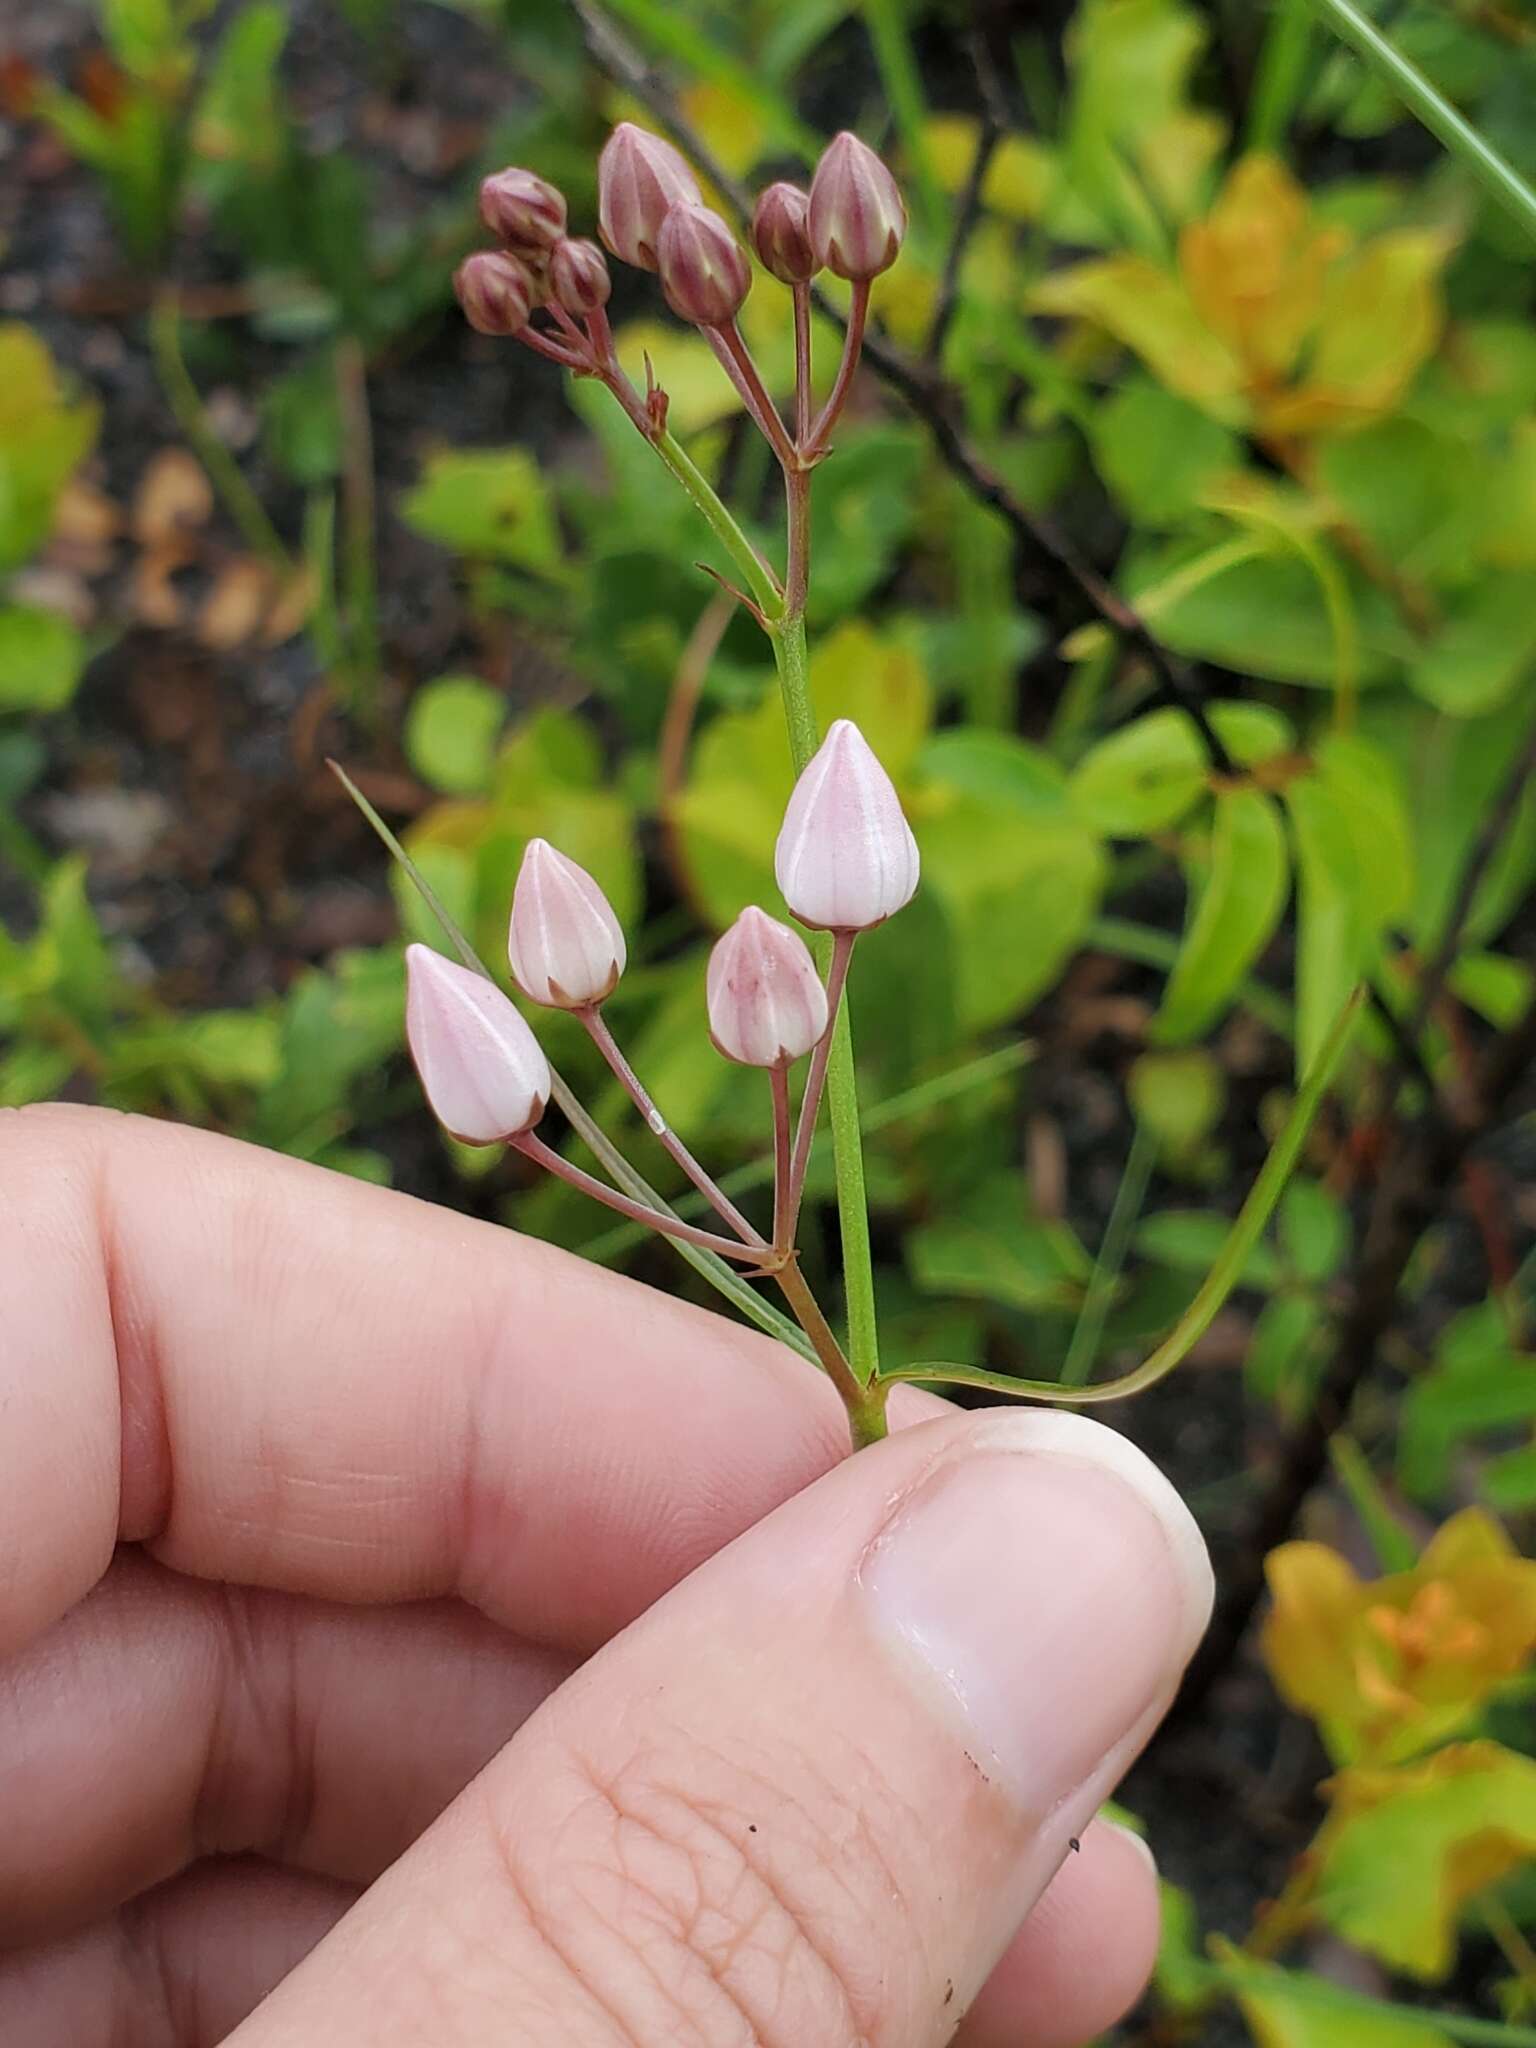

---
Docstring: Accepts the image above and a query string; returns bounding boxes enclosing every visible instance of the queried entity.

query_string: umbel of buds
[707,907,829,1068]
[454,250,533,337]
[656,202,752,328]
[752,182,819,285]
[508,839,627,1010]
[597,121,702,271]
[808,131,908,281]
[405,945,550,1144]
[480,168,566,254]
[775,718,920,932]
[549,237,611,317]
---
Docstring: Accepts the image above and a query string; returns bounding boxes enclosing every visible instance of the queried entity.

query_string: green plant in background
[6,0,1536,2033]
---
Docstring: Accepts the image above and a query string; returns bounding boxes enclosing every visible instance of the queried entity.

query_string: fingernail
[1104,1820,1158,1878]
[859,1412,1212,1816]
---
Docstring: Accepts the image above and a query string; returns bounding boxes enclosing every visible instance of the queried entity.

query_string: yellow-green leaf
[1316,1742,1536,1979]
[1032,255,1248,419]
[1153,786,1289,1042]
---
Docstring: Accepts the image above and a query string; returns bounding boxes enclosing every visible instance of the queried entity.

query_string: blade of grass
[881,990,1363,1402]
[1247,0,1316,153]
[1308,0,1536,246]
[150,291,291,573]
[858,0,944,239]
[329,761,815,1359]
[1328,1433,1418,1572]
[1060,1117,1157,1386]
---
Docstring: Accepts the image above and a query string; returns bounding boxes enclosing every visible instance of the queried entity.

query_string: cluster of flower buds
[455,165,617,346]
[404,718,918,1156]
[453,120,907,460]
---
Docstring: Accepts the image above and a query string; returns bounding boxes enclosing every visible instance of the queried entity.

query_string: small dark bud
[548,236,612,317]
[752,182,819,285]
[455,250,534,337]
[479,168,567,254]
[808,131,907,281]
[655,202,751,328]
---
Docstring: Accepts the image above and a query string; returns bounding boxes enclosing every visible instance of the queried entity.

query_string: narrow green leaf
[1287,773,1366,1082]
[1153,787,1290,1043]
[881,990,1364,1404]
[328,761,814,1359]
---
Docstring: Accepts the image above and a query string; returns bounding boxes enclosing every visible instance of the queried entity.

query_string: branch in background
[570,0,1239,777]
[922,32,1005,362]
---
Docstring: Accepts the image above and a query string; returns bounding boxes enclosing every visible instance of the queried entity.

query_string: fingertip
[956,1818,1162,2047]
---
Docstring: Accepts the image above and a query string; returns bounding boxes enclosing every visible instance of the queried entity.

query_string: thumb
[231,1408,1211,2048]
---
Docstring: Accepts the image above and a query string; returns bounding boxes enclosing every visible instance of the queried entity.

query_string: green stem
[1307,0,1536,245]
[150,292,290,572]
[769,611,881,1385]
[653,429,784,620]
[1060,1117,1156,1386]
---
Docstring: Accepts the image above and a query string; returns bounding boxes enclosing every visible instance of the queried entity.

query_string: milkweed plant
[360,122,1360,1455]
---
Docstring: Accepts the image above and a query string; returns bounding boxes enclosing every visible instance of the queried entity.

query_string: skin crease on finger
[0,1106,1184,2045]
[0,1826,1159,2048]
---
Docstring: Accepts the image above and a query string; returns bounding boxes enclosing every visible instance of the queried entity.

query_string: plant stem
[653,428,784,620]
[770,1062,793,1252]
[774,1257,887,1444]
[807,281,870,455]
[1307,0,1536,246]
[792,282,813,446]
[511,1133,768,1263]
[768,612,881,1385]
[707,323,798,471]
[784,929,855,1240]
[582,1006,765,1246]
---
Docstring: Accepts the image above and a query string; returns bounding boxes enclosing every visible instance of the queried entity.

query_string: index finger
[0,1104,852,1656]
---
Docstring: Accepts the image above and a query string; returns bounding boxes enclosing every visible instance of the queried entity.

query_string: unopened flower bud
[752,181,819,284]
[656,202,751,327]
[507,838,626,1009]
[774,718,920,932]
[548,236,611,316]
[454,250,534,336]
[807,131,907,281]
[597,121,702,271]
[479,167,567,253]
[707,907,828,1068]
[405,944,550,1143]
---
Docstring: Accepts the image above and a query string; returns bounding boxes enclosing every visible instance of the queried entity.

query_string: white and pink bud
[479,167,567,254]
[752,181,819,284]
[405,944,550,1144]
[548,236,612,316]
[454,250,534,336]
[507,838,627,1010]
[597,121,702,272]
[774,718,920,932]
[656,202,752,327]
[707,907,829,1068]
[807,131,907,282]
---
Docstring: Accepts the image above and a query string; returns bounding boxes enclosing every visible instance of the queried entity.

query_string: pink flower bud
[548,236,611,316]
[774,718,920,932]
[405,944,550,1144]
[507,838,627,1010]
[707,907,828,1068]
[752,181,819,284]
[454,250,534,336]
[656,201,751,327]
[807,131,907,281]
[597,121,702,272]
[479,167,567,253]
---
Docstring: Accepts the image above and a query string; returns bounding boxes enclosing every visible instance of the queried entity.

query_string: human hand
[1,1105,1211,2046]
